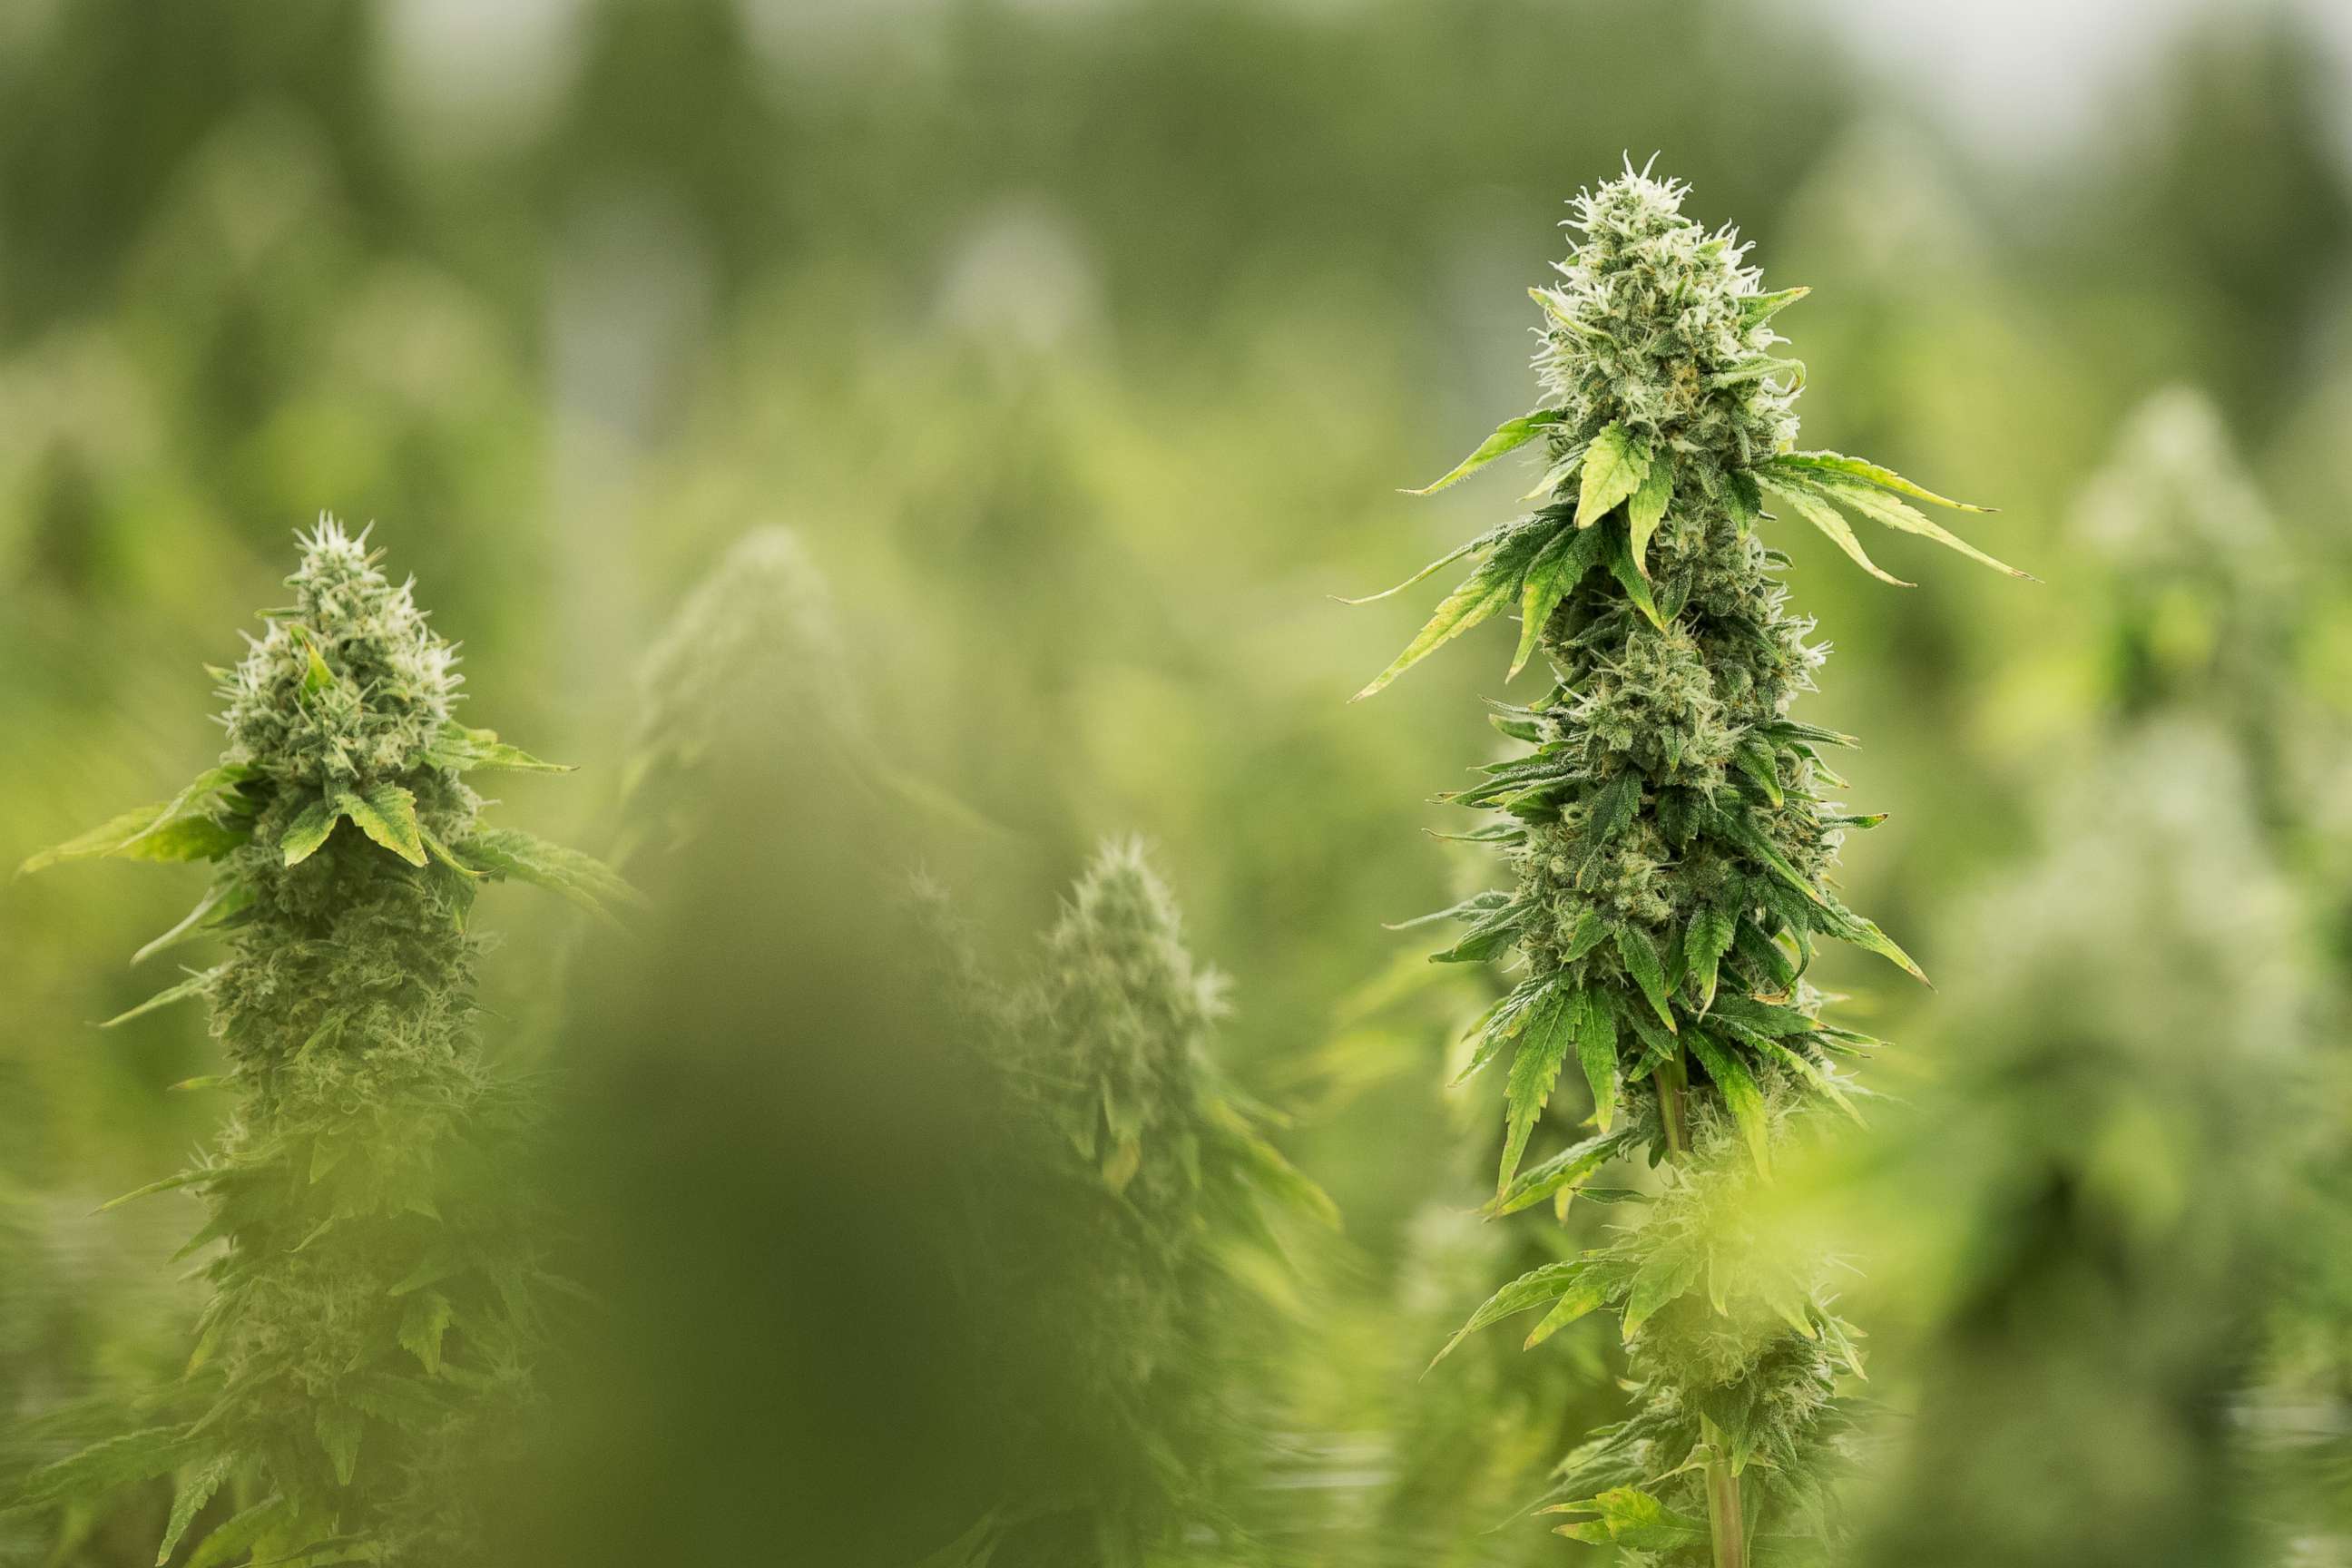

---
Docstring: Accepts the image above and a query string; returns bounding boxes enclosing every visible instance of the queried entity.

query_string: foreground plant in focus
[10,520,627,1565]
[1354,165,2013,1563]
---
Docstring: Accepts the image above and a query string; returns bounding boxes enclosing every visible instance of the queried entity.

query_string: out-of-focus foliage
[4,2,2351,1565]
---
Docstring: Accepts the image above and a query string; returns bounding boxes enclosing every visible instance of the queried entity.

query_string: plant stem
[1701,1416,1746,1568]
[1653,1066,1687,1156]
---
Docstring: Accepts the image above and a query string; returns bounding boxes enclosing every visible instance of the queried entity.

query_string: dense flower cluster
[14,520,627,1566]
[1364,167,2008,1565]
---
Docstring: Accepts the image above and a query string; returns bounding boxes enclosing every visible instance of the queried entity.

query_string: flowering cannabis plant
[12,520,628,1566]
[1356,166,2012,1564]
[940,841,1335,1567]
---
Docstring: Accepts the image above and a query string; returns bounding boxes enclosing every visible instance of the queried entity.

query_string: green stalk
[1702,1416,1747,1568]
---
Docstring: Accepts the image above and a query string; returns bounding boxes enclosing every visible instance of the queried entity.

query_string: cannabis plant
[1851,388,2327,1566]
[11,519,626,1566]
[619,526,867,862]
[1353,166,2012,1564]
[946,840,1334,1568]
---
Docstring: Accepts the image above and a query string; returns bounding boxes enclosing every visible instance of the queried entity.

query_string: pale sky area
[360,0,2352,174]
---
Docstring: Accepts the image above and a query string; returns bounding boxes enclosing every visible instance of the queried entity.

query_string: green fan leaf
[101,965,225,1030]
[459,828,639,923]
[280,798,339,867]
[1430,1259,1591,1367]
[1686,1030,1769,1175]
[336,783,427,868]
[1738,285,1810,329]
[1757,474,1912,587]
[1685,902,1738,1014]
[1768,449,1994,511]
[132,880,253,967]
[1620,1240,1705,1340]
[423,722,573,774]
[1499,986,1580,1191]
[1573,990,1620,1132]
[1613,926,1676,1036]
[1350,525,1551,701]
[1601,514,1667,629]
[1510,524,1604,677]
[1524,1270,1616,1348]
[19,765,255,876]
[185,1497,291,1568]
[1488,1126,1633,1218]
[1624,456,1673,575]
[157,1455,232,1565]
[1778,461,2032,579]
[4,1425,201,1511]
[1404,408,1572,495]
[1575,423,1650,529]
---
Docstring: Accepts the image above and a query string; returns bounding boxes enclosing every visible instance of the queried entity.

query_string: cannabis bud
[1358,165,2012,1563]
[14,518,629,1565]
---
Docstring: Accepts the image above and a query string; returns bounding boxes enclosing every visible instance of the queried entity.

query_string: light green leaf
[100,966,224,1030]
[1686,1031,1769,1175]
[1621,1242,1705,1340]
[398,1291,454,1377]
[1739,285,1809,329]
[280,799,338,867]
[1524,1273,1614,1348]
[336,784,426,868]
[1624,457,1673,575]
[1575,424,1650,529]
[1551,1486,1710,1551]
[1332,528,1499,606]
[459,828,639,923]
[1488,1127,1631,1217]
[1499,987,1579,1192]
[422,723,574,774]
[313,1406,361,1488]
[95,1167,206,1213]
[1351,526,1548,701]
[1782,463,2033,579]
[158,1455,232,1565]
[1757,475,1911,587]
[4,1426,201,1511]
[1404,409,1571,495]
[186,1498,291,1568]
[1613,926,1676,1035]
[1573,992,1619,1132]
[1815,895,1928,983]
[1768,449,1994,511]
[132,881,252,967]
[1430,1259,1589,1367]
[19,769,252,876]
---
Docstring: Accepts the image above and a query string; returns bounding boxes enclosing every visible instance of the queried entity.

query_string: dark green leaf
[1499,988,1580,1191]
[1613,926,1676,1035]
[1686,1031,1769,1174]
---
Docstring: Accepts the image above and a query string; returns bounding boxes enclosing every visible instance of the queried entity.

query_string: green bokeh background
[6,2,2352,1563]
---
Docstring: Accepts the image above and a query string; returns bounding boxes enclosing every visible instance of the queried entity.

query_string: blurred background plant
[5,2,2352,1565]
